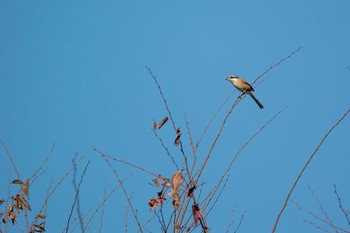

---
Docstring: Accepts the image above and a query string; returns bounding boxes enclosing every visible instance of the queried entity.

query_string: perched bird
[226,75,264,109]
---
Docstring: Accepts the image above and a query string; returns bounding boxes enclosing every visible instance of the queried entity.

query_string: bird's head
[226,75,238,81]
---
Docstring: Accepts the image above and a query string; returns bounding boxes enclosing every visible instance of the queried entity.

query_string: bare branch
[272,108,350,233]
[251,46,303,85]
[0,139,20,179]
[102,157,143,232]
[152,129,180,171]
[146,66,177,132]
[28,142,55,182]
[93,146,159,177]
[307,185,338,233]
[291,199,350,233]
[65,160,90,233]
[204,108,286,213]
[334,185,350,225]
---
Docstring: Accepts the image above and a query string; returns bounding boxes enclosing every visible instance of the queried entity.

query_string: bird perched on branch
[226,74,264,109]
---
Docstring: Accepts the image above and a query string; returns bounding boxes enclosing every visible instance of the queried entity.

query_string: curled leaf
[192,202,202,226]
[22,181,29,198]
[188,186,196,198]
[157,117,168,129]
[174,128,181,146]
[148,198,159,211]
[8,211,17,224]
[152,178,161,188]
[157,191,166,204]
[168,170,183,196]
[172,193,180,210]
[35,214,47,219]
[12,180,23,185]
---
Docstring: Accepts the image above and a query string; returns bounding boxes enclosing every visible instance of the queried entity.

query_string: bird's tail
[248,93,264,109]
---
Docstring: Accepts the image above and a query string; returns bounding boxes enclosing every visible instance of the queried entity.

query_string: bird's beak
[225,77,229,81]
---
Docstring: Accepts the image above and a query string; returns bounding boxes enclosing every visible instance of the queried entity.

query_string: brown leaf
[188,186,196,198]
[153,119,157,129]
[35,214,47,219]
[169,170,183,196]
[22,181,29,198]
[9,211,17,224]
[20,195,31,211]
[192,203,201,226]
[12,180,23,185]
[157,191,166,204]
[172,193,180,210]
[174,128,181,146]
[152,178,161,188]
[148,198,159,211]
[157,117,168,129]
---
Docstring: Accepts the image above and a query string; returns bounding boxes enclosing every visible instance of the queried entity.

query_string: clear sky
[1,1,349,232]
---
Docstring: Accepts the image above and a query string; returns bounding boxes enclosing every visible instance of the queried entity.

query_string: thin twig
[28,142,55,182]
[251,46,303,85]
[291,199,350,233]
[33,156,83,227]
[203,108,286,213]
[334,185,350,225]
[83,176,131,232]
[194,97,240,184]
[102,157,143,232]
[93,146,159,177]
[307,185,339,233]
[234,211,246,233]
[304,220,332,233]
[146,66,177,132]
[195,91,235,151]
[0,139,20,179]
[272,108,350,233]
[100,183,108,233]
[184,114,196,164]
[152,129,180,170]
[65,160,90,233]
[125,191,130,233]
[225,208,236,233]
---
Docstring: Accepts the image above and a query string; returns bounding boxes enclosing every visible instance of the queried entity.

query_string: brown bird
[226,75,264,109]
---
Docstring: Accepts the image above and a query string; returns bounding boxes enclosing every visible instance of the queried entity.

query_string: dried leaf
[168,170,183,196]
[188,186,196,198]
[157,174,168,180]
[174,128,181,146]
[163,181,171,187]
[172,193,180,210]
[152,178,161,188]
[153,119,157,129]
[171,170,183,192]
[148,198,159,211]
[157,117,168,129]
[33,223,46,231]
[157,191,166,204]
[8,203,14,212]
[22,181,29,198]
[9,211,17,224]
[12,180,23,185]
[20,195,31,211]
[192,203,202,226]
[35,214,47,219]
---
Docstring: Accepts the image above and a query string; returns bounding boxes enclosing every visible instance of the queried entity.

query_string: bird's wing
[241,79,255,92]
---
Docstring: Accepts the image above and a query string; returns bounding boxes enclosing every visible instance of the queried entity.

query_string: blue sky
[1,1,349,232]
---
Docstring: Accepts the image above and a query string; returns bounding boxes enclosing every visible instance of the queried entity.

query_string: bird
[226,74,264,109]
